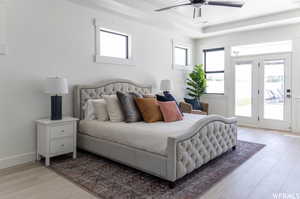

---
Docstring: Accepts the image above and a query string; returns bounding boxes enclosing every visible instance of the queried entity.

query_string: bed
[74,79,237,185]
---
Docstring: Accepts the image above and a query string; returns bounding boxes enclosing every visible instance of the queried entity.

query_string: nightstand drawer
[50,138,73,154]
[50,124,73,138]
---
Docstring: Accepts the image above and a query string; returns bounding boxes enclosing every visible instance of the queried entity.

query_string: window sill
[201,93,227,99]
[204,93,224,95]
[95,55,135,66]
[173,64,193,71]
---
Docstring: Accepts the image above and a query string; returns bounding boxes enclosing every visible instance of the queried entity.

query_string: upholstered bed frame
[74,79,237,185]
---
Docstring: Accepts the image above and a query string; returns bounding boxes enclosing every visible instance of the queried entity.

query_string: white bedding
[79,113,206,156]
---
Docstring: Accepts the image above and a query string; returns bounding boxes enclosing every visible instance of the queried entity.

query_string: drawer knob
[61,130,64,132]
[61,144,65,147]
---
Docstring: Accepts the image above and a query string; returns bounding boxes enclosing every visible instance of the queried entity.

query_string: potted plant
[186,64,207,103]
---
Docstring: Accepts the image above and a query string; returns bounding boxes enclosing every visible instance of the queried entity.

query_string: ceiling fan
[155,0,245,19]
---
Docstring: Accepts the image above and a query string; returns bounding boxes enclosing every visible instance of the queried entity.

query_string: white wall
[0,0,194,168]
[0,1,6,54]
[195,24,300,133]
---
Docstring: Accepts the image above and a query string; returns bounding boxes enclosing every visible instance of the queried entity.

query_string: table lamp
[160,79,173,95]
[45,77,68,120]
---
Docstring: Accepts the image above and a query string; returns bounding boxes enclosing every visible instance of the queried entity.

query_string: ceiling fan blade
[206,1,244,8]
[155,3,192,12]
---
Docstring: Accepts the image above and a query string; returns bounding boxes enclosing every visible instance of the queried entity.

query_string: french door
[232,53,292,131]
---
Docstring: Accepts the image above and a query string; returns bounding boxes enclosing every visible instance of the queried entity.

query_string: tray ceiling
[69,0,300,38]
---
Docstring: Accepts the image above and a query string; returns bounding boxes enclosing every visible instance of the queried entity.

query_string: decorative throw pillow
[129,92,143,99]
[158,101,183,122]
[163,92,177,102]
[84,99,96,120]
[93,99,109,121]
[135,98,163,123]
[156,94,170,102]
[157,93,183,115]
[84,99,105,120]
[143,94,156,98]
[103,95,125,122]
[116,91,142,123]
[184,98,203,111]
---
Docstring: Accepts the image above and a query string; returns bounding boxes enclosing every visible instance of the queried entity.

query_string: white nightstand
[36,117,79,166]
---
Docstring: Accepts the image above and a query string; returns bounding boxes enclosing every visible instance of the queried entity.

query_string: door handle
[286,89,291,98]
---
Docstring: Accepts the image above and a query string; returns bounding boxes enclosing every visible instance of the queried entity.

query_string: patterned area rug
[50,140,265,199]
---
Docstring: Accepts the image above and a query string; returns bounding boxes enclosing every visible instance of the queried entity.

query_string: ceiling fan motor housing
[191,0,205,7]
[191,0,206,4]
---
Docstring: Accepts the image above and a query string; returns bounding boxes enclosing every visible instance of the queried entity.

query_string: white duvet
[79,113,206,156]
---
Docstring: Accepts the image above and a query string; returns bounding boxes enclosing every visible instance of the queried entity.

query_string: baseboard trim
[0,152,36,170]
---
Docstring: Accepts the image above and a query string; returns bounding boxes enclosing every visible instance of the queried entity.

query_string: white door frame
[231,53,292,131]
[257,53,292,130]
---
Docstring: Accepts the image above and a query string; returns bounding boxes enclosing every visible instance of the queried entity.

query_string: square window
[174,47,188,66]
[99,29,128,59]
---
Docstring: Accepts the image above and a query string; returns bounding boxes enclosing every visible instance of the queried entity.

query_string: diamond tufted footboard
[166,115,237,182]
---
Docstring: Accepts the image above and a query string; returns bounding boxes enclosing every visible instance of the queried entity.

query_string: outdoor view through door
[233,54,291,131]
[235,59,285,120]
[235,63,252,117]
[263,59,285,121]
[232,41,292,130]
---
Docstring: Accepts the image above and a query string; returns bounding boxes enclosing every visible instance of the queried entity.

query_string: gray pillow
[116,91,143,123]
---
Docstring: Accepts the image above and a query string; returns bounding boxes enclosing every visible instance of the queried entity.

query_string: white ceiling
[153,0,300,24]
[69,0,300,38]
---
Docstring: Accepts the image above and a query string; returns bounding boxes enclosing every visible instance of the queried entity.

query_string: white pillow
[103,95,124,122]
[84,99,108,120]
[84,100,97,120]
[93,100,109,121]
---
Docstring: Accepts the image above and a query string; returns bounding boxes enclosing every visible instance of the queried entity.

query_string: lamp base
[51,96,62,120]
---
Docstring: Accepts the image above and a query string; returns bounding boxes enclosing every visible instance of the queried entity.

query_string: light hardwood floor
[1,127,300,199]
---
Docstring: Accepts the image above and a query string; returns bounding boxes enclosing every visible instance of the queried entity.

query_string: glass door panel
[263,59,285,121]
[232,53,291,131]
[235,63,252,117]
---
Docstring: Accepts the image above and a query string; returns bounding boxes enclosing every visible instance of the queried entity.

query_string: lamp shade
[160,79,173,91]
[45,77,68,95]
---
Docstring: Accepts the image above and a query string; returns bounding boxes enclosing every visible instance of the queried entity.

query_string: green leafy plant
[186,64,207,101]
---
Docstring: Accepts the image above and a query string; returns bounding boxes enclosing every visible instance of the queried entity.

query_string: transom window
[99,29,129,59]
[174,47,188,66]
[231,40,292,57]
[203,48,225,94]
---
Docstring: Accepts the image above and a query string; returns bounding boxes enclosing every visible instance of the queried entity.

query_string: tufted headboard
[73,79,152,120]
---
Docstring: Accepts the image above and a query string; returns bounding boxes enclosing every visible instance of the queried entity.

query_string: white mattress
[79,113,206,156]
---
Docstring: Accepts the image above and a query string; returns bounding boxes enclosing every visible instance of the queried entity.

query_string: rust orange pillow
[158,101,183,122]
[135,98,163,123]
